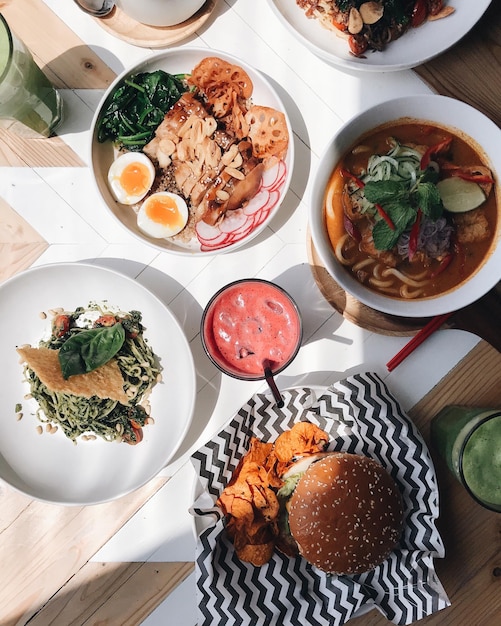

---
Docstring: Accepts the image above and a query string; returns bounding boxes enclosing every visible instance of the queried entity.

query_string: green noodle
[24,307,160,444]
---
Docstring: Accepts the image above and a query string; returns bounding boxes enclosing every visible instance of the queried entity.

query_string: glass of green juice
[430,406,501,512]
[0,14,63,137]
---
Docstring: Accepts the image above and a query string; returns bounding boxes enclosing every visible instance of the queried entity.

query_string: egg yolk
[145,195,184,228]
[120,162,152,196]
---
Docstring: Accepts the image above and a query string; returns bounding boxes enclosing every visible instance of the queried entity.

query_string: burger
[275,451,404,575]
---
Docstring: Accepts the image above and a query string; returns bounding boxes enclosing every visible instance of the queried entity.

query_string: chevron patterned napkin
[190,372,449,625]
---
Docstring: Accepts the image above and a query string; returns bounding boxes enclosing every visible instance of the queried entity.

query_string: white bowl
[309,95,501,318]
[114,0,206,27]
[90,47,293,256]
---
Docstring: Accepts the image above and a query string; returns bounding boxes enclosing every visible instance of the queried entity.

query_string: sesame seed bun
[287,452,403,575]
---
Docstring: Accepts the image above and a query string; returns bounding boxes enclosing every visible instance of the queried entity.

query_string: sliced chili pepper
[376,204,395,231]
[343,213,362,242]
[452,171,495,184]
[408,209,422,260]
[411,0,428,28]
[340,168,395,230]
[420,137,453,170]
[429,253,453,278]
[340,168,365,188]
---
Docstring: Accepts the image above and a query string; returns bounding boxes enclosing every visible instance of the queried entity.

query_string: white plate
[90,47,294,255]
[0,263,196,505]
[268,0,492,72]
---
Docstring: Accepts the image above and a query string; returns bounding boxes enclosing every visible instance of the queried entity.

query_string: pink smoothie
[203,280,301,378]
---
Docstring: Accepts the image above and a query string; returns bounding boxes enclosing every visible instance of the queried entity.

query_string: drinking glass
[430,406,501,512]
[0,14,63,137]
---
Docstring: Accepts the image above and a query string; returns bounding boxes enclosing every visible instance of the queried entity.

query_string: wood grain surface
[1,1,500,624]
[352,340,501,626]
[0,0,116,168]
[94,0,216,48]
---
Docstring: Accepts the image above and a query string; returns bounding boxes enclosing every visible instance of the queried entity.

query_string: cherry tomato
[93,315,117,327]
[123,421,144,445]
[52,314,71,338]
[348,35,368,57]
[411,0,428,28]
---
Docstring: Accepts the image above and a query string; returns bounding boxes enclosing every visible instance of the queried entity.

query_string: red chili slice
[409,209,422,260]
[452,171,495,184]
[340,168,365,188]
[420,137,453,170]
[376,204,395,231]
[429,253,453,278]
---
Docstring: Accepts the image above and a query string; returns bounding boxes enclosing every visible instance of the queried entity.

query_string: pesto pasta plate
[0,263,196,505]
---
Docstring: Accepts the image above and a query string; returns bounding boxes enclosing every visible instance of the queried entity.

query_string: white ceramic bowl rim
[309,94,501,318]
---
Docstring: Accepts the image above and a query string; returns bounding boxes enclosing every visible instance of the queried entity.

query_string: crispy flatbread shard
[17,346,129,404]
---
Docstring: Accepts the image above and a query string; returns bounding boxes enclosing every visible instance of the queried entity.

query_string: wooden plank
[415,2,501,128]
[0,0,116,166]
[0,198,49,282]
[27,562,194,625]
[0,477,168,625]
[1,0,116,90]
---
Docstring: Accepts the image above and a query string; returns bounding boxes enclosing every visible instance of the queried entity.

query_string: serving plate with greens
[0,263,196,505]
[91,47,293,255]
[268,0,492,72]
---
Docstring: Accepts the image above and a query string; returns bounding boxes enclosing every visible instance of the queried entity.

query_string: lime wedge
[437,177,486,213]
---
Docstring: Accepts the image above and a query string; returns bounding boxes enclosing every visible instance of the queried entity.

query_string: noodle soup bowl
[309,95,501,317]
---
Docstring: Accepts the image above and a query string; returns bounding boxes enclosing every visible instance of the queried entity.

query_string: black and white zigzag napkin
[190,372,449,626]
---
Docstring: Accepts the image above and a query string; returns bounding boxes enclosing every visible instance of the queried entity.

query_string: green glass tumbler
[0,14,63,137]
[431,406,501,512]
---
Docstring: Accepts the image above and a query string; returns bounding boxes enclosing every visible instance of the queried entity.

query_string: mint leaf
[416,182,443,220]
[372,203,415,250]
[58,323,126,379]
[363,180,409,206]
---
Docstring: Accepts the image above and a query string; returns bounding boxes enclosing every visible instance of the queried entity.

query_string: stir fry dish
[295,1,454,56]
[97,57,290,252]
[324,121,497,299]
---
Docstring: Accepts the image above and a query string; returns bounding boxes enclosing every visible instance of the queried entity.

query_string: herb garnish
[363,168,444,250]
[97,70,187,151]
[58,323,126,379]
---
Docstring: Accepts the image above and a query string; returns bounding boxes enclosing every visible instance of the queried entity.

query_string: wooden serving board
[94,0,216,48]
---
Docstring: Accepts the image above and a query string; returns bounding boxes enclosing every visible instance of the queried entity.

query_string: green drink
[0,14,62,137]
[431,406,501,512]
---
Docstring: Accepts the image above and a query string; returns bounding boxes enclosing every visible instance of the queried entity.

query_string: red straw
[386,312,453,372]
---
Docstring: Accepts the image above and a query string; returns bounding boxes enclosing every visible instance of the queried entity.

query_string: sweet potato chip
[273,421,329,464]
[218,422,330,567]
[236,541,275,567]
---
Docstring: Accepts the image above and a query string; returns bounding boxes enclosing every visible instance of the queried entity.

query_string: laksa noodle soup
[323,119,498,300]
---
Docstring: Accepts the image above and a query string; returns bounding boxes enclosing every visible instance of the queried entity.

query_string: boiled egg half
[137,192,189,239]
[107,152,155,205]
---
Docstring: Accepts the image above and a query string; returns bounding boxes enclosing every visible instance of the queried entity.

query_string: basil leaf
[58,323,125,379]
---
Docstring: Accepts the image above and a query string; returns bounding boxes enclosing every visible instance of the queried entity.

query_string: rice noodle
[400,284,425,299]
[381,267,430,288]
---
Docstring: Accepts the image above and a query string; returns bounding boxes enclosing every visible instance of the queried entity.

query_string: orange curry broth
[324,121,498,299]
